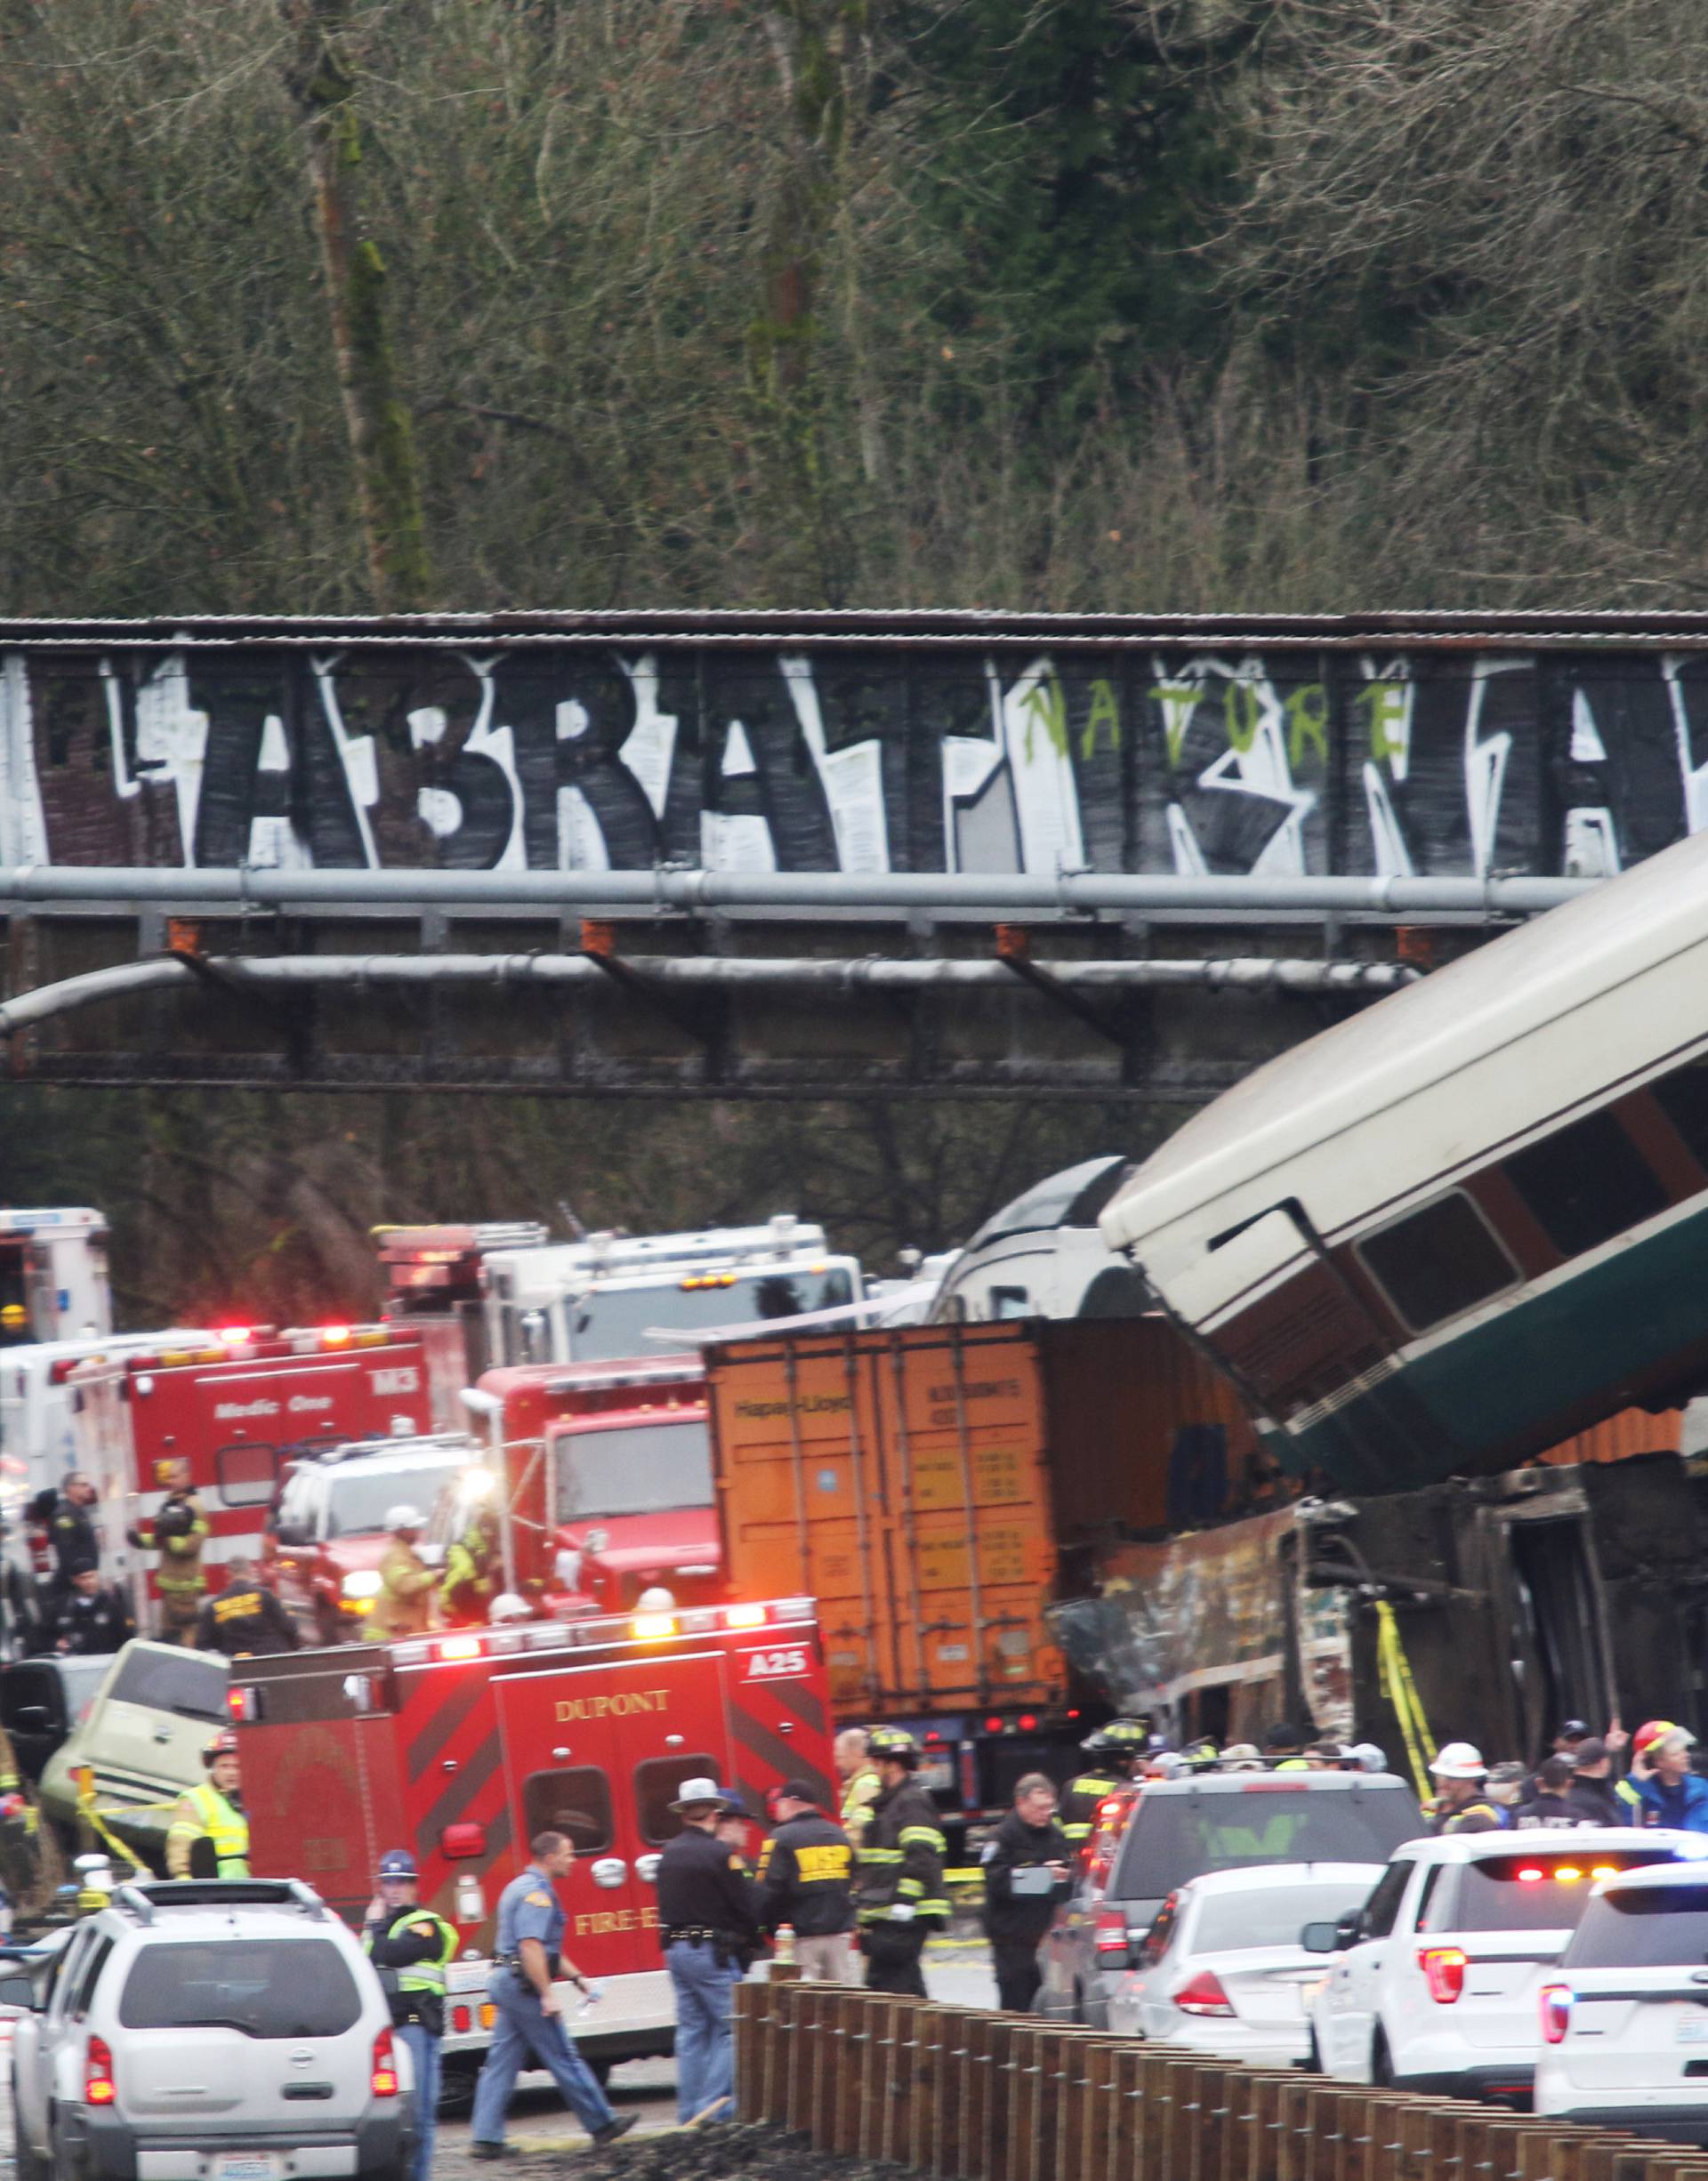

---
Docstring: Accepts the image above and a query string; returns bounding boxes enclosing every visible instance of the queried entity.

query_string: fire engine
[229,1592,834,2099]
[375,1222,549,1425]
[457,1358,715,1612]
[0,1209,112,1346]
[68,1324,435,1617]
[481,1216,866,1369]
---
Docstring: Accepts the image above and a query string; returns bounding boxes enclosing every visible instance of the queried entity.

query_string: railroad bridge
[2,607,1702,1099]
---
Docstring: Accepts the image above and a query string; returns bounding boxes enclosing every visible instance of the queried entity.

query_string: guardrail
[732,1972,1708,2181]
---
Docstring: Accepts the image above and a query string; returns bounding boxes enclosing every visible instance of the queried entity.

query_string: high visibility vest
[179,1783,249,1877]
[368,1909,458,1997]
[841,1767,881,1834]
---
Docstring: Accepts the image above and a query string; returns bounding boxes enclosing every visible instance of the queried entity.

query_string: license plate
[1674,2016,1708,2044]
[213,2156,279,2180]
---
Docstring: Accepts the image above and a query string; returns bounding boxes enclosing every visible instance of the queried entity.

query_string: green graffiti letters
[1355,681,1410,764]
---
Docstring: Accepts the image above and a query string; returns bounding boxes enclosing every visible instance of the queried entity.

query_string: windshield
[1113,1785,1422,1906]
[118,1940,361,2038]
[1195,1879,1379,1954]
[325,1457,466,1538]
[1441,1851,1675,1935]
[1567,1884,1708,1968]
[108,1648,227,1725]
[554,1420,713,1520]
[566,1268,855,1359]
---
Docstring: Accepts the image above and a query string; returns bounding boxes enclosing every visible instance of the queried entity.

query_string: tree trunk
[282,0,432,613]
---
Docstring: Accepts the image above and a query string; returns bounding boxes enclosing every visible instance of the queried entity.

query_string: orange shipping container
[705,1318,1258,1722]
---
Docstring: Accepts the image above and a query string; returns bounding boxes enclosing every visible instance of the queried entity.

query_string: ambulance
[229,1592,834,2100]
[68,1324,435,1620]
[0,1208,113,1347]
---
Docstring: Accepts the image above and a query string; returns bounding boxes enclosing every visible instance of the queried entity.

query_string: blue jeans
[397,2023,439,2181]
[469,1974,616,2145]
[665,1938,740,2125]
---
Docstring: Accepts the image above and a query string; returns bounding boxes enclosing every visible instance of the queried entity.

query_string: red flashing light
[1018,1714,1037,1732]
[1175,1970,1236,2019]
[452,2005,471,2036]
[1237,1779,1308,1792]
[924,1730,942,1743]
[371,2026,400,2098]
[1095,1795,1129,1823]
[984,1716,1003,1734]
[1418,1946,1468,2004]
[85,2035,117,2105]
[1093,1908,1132,1959]
[1541,1984,1573,2045]
[321,1324,353,1346]
[216,1326,252,1346]
[1067,1709,1081,1719]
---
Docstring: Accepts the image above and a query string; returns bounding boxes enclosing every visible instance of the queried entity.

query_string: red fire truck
[69,1324,435,1617]
[230,1593,833,2097]
[459,1358,717,1612]
[374,1223,549,1426]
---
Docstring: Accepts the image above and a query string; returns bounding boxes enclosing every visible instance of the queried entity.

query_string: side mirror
[1299,1921,1341,1954]
[0,1974,41,2010]
[273,1522,308,1548]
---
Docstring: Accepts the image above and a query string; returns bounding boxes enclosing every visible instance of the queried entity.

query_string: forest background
[1,0,1688,1323]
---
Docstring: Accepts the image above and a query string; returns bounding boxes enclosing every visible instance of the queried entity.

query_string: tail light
[371,2026,400,2098]
[85,2035,117,2105]
[1094,1908,1132,1959]
[1541,1984,1573,2045]
[1174,1970,1236,2019]
[1418,1946,1468,2004]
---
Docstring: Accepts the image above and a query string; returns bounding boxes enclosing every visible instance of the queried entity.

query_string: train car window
[1356,1193,1519,1334]
[1650,1058,1708,1166]
[1503,1110,1669,1260]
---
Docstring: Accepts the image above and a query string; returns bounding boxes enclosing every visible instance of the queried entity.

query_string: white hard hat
[384,1503,425,1533]
[488,1592,531,1625]
[636,1585,676,1612]
[1429,1740,1486,1781]
[1350,1743,1388,1773]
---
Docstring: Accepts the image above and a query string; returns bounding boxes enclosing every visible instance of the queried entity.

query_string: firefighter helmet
[488,1592,532,1625]
[1180,1735,1221,1773]
[202,1729,240,1767]
[153,1498,197,1541]
[1080,1717,1151,1758]
[866,1726,921,1767]
[383,1503,425,1533]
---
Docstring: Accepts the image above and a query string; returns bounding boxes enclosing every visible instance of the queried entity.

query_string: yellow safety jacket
[146,1493,212,1596]
[840,1766,882,1843]
[369,1542,436,1640]
[167,1783,249,1878]
[366,1910,458,1996]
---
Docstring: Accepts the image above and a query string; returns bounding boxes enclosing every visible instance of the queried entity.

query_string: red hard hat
[203,1729,240,1764]
[1632,1719,1679,1758]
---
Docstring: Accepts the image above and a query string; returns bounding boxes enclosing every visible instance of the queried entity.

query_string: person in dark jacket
[981,1774,1072,2014]
[44,1477,100,1592]
[657,1778,763,2124]
[1513,1754,1579,1829]
[756,1781,855,1981]
[1565,1739,1634,1827]
[192,1556,301,1657]
[363,1847,458,2181]
[36,1562,132,1655]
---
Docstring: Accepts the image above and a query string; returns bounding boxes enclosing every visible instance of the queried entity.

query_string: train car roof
[1100,826,1708,1258]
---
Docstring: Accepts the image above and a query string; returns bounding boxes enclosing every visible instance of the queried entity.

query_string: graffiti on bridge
[1,641,1705,879]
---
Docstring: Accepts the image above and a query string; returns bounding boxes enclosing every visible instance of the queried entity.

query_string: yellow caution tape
[1374,1598,1436,1805]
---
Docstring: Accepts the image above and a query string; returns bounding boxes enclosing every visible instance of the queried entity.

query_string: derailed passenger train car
[1100,827,1708,1493]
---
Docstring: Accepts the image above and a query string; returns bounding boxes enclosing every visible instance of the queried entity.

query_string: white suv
[1306,1829,1685,2105]
[6,1879,413,2181]
[1535,1857,1708,2140]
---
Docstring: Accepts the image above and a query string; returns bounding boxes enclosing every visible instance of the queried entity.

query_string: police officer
[1059,1718,1150,1846]
[36,1561,133,1654]
[855,1726,948,1998]
[166,1730,249,1878]
[757,1779,856,1981]
[193,1555,301,1657]
[835,1727,882,1847]
[368,1506,437,1641]
[128,1459,209,1646]
[468,1830,634,2156]
[657,1777,764,2124]
[46,1474,101,1593]
[362,1849,458,2181]
[439,1505,498,1626]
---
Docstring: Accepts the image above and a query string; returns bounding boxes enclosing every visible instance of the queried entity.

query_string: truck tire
[437,2060,479,2119]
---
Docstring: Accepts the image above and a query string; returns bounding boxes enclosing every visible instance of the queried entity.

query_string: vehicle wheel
[436,2061,479,2120]
[1371,2032,1394,2088]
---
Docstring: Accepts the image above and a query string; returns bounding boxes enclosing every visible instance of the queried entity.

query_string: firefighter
[363,1848,458,2181]
[469,1830,633,2155]
[368,1505,437,1641]
[1059,1718,1150,1846]
[756,1778,857,1982]
[127,1459,209,1646]
[192,1555,301,1658]
[835,1726,882,1847]
[35,1561,133,1655]
[657,1778,764,2124]
[855,1726,947,1999]
[439,1504,499,1626]
[166,1730,249,1879]
[46,1474,101,1593]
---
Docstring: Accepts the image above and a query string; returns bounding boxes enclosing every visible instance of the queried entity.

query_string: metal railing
[733,1972,1708,2181]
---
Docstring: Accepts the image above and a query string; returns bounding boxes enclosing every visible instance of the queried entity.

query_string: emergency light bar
[528,1360,706,1399]
[387,1594,818,1670]
[79,1322,410,1376]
